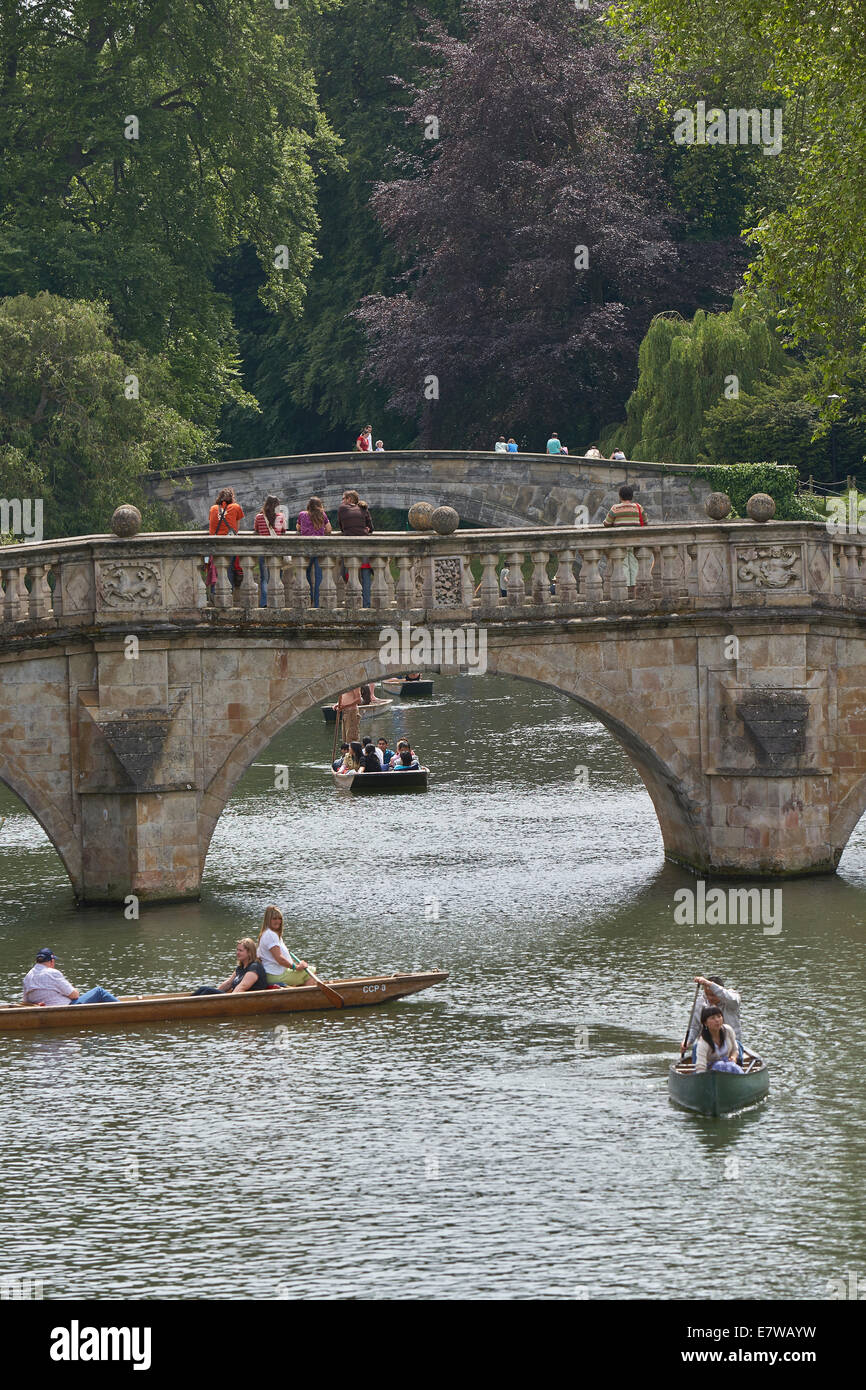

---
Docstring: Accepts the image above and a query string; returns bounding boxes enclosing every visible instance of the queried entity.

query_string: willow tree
[608,299,788,464]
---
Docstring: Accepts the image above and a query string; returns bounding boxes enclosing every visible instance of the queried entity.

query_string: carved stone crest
[736,546,800,590]
[433,556,463,607]
[96,561,163,609]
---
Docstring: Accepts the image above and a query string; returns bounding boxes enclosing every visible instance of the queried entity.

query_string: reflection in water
[0,674,865,1299]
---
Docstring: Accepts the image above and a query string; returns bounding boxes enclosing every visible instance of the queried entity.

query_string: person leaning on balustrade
[602,485,647,593]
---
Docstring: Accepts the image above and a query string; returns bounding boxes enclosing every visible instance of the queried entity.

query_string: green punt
[668,1056,769,1116]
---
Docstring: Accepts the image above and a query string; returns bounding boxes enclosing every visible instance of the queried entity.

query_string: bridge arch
[0,765,82,897]
[829,776,866,869]
[199,653,708,881]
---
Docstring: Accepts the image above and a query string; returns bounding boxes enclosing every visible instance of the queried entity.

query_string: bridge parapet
[1,522,864,634]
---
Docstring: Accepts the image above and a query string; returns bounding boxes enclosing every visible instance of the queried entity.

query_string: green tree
[609,0,866,395]
[0,293,211,537]
[701,364,866,485]
[217,0,464,456]
[607,298,788,464]
[0,0,340,428]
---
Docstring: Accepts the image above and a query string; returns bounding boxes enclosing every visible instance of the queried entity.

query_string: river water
[1,674,864,1300]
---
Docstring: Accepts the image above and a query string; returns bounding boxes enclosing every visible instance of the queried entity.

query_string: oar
[331,707,342,768]
[289,949,345,1008]
[680,978,701,1055]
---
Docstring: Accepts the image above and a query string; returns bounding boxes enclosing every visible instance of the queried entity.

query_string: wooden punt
[322,698,392,724]
[0,971,448,1033]
[332,767,429,793]
[380,677,434,699]
[668,1050,769,1116]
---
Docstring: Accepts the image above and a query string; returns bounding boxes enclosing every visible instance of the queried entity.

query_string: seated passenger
[21,948,117,1006]
[376,737,395,767]
[332,742,349,772]
[694,1006,743,1074]
[192,938,269,995]
[358,747,382,772]
[338,741,364,773]
[256,906,313,987]
[393,742,420,770]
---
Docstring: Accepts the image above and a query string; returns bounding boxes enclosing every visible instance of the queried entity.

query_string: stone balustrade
[1,522,864,631]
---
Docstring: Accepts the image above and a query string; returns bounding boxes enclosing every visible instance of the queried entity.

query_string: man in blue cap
[21,949,117,1007]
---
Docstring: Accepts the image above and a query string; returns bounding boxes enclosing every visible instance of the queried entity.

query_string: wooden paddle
[681,978,701,1055]
[289,949,345,1008]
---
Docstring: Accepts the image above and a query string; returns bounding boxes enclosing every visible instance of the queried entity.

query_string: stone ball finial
[705,491,732,521]
[111,504,142,538]
[430,505,460,535]
[408,501,437,531]
[746,492,776,523]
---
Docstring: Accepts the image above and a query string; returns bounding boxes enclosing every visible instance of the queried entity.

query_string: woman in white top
[694,1006,743,1073]
[257,905,313,987]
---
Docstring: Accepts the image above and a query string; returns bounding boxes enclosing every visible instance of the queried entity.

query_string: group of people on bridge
[205,476,651,611]
[206,484,374,608]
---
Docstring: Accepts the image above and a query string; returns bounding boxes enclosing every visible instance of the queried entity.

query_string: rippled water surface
[1,675,865,1299]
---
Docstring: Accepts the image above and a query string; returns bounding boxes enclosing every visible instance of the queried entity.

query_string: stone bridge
[149,449,714,529]
[1,520,865,903]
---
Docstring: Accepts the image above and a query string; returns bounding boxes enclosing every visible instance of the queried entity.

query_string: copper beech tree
[356,0,739,448]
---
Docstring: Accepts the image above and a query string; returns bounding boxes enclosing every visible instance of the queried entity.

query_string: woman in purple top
[296,495,331,607]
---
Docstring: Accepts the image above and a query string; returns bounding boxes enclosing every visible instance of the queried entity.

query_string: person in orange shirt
[207,487,245,600]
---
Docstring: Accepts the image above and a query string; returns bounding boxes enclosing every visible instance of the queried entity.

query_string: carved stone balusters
[505,551,526,606]
[395,554,415,610]
[581,549,603,608]
[554,548,578,606]
[371,556,393,610]
[266,551,286,610]
[660,544,683,603]
[530,550,550,605]
[242,554,260,612]
[289,554,310,611]
[608,547,629,604]
[344,556,363,610]
[1,564,25,621]
[477,552,501,608]
[210,554,230,609]
[319,555,339,612]
[635,546,654,601]
[27,562,51,619]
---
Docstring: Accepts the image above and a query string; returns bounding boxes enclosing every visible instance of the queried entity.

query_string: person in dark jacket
[337,489,374,607]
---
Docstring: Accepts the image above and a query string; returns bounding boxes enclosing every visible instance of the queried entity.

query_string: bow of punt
[668,1053,770,1116]
[322,699,392,724]
[332,768,429,793]
[380,678,434,698]
[0,971,448,1032]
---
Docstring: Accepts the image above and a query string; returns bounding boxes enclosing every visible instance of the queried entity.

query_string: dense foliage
[355,0,740,447]
[0,294,208,536]
[610,0,866,395]
[0,0,339,428]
